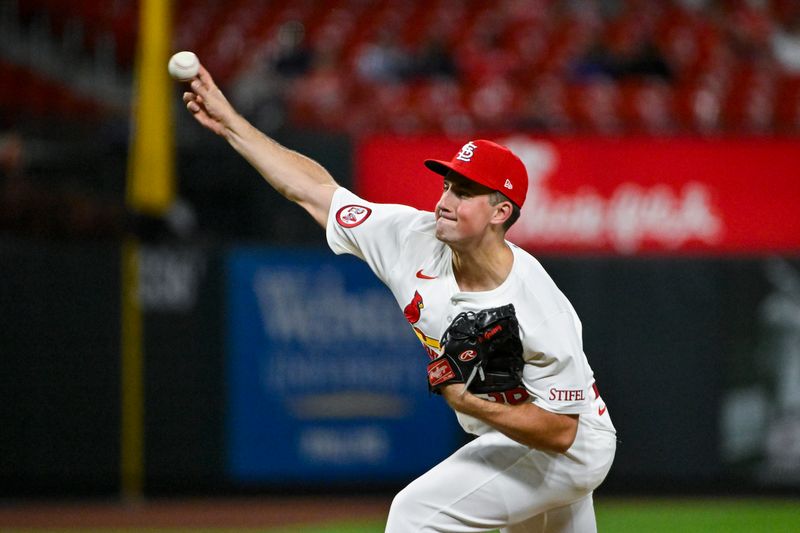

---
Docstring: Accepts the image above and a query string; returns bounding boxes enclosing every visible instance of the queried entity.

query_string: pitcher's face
[434,173,498,248]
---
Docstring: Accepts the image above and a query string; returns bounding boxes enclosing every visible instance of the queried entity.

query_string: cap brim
[424,158,492,194]
[424,159,453,177]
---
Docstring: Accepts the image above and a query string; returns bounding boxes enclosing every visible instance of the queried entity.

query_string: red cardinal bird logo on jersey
[403,291,424,324]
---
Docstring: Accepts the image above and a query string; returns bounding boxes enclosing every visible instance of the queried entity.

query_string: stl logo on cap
[423,138,529,208]
[455,141,478,162]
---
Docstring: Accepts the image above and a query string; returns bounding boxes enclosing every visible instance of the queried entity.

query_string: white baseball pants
[385,419,616,532]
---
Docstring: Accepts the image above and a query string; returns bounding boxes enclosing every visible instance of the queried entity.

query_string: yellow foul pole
[122,0,175,500]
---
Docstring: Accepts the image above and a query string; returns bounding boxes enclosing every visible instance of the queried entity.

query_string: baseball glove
[427,304,524,395]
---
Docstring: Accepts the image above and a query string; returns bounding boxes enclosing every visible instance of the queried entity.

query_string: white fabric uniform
[327,188,616,532]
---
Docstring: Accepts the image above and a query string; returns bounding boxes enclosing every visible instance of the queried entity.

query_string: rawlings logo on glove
[427,304,524,395]
[459,350,478,361]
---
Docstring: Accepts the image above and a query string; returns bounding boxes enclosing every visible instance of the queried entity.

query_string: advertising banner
[356,136,800,255]
[226,248,458,483]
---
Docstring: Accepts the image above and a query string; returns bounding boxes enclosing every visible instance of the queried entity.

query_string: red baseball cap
[424,139,529,208]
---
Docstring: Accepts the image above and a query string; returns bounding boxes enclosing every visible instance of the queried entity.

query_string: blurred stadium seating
[3,0,800,135]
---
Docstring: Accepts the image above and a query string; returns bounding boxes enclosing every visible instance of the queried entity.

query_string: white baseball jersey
[326,187,615,438]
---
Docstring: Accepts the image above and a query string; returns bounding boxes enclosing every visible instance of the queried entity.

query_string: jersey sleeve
[326,187,425,283]
[523,311,594,415]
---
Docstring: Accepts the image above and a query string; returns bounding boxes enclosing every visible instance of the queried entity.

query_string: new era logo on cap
[424,139,529,208]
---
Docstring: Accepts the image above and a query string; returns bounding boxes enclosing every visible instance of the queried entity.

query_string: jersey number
[486,387,530,405]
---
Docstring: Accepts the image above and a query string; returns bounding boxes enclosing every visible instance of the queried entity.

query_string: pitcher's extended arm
[183,65,338,227]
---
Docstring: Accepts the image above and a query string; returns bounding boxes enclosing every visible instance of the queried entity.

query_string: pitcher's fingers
[197,64,215,89]
[183,92,203,112]
[184,91,204,104]
[190,78,203,97]
[192,110,220,133]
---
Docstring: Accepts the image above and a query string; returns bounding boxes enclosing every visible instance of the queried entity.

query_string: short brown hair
[489,191,521,231]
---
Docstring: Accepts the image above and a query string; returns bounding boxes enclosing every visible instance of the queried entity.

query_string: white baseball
[168,51,199,81]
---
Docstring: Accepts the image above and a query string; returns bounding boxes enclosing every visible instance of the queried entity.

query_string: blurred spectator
[611,39,674,81]
[231,56,285,133]
[570,38,617,81]
[273,20,314,79]
[354,31,412,84]
[662,23,702,80]
[570,15,672,83]
[288,48,349,130]
[458,24,518,84]
[725,0,773,65]
[231,21,314,133]
[771,13,800,75]
[412,36,458,80]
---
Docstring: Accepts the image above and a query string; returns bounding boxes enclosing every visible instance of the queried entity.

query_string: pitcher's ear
[491,200,513,226]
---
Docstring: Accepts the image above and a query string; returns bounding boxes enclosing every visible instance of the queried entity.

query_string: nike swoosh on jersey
[598,405,607,416]
[415,270,437,280]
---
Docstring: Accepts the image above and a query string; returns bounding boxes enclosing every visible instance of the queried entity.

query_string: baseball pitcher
[183,64,616,532]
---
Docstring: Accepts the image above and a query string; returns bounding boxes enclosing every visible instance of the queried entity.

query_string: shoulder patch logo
[336,205,372,228]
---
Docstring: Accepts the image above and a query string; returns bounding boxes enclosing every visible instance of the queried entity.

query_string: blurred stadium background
[1,0,800,530]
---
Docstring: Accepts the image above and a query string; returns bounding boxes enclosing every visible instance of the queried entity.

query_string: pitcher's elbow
[543,421,578,454]
[554,432,577,454]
